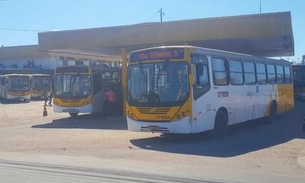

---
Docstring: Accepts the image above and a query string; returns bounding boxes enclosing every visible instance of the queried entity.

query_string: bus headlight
[176,114,181,119]
[182,112,187,117]
[130,113,135,118]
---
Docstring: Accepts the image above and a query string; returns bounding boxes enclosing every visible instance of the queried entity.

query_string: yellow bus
[52,65,122,117]
[0,74,31,102]
[30,74,52,98]
[126,46,294,135]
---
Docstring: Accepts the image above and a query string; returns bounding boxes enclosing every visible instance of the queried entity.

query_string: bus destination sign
[130,48,184,62]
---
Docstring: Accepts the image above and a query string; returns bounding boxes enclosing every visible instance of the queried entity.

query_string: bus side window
[256,63,267,85]
[244,61,256,85]
[267,64,276,84]
[229,59,243,85]
[212,57,229,85]
[284,66,292,83]
[276,65,284,84]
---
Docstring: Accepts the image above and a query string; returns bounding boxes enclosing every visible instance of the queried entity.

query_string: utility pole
[159,8,165,22]
[260,0,262,14]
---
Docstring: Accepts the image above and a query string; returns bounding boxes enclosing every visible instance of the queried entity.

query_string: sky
[0,0,304,63]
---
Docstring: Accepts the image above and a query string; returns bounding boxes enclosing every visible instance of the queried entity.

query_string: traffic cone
[43,105,48,117]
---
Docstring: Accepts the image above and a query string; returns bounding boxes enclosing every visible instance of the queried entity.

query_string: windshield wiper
[156,61,169,85]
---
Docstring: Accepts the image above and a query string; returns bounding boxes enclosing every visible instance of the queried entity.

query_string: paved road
[0,100,305,182]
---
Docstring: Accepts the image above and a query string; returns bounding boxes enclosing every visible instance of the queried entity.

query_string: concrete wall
[0,56,60,70]
[0,56,120,70]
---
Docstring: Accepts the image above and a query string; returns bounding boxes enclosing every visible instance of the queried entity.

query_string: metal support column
[121,48,127,115]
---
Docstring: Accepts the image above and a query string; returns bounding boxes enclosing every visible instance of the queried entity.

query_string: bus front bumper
[127,116,193,134]
[7,94,31,100]
[53,104,93,114]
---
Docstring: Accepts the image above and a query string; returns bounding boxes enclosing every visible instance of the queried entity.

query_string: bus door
[92,70,104,112]
[192,55,212,131]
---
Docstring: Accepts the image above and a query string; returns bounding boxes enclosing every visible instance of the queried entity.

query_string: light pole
[260,0,262,14]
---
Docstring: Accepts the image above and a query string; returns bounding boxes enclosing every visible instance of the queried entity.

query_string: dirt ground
[0,99,305,178]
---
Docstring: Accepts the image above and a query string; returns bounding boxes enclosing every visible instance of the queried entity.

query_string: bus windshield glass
[53,74,91,98]
[127,61,189,106]
[32,76,51,90]
[8,76,31,91]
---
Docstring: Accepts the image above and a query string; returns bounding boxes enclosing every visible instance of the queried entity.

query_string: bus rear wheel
[211,109,228,138]
[69,113,78,118]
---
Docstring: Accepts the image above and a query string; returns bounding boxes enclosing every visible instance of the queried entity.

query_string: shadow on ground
[130,102,305,157]
[32,114,127,130]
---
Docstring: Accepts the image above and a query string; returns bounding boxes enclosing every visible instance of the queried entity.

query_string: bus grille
[137,107,171,114]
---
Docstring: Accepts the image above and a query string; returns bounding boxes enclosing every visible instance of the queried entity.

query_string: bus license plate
[63,109,79,113]
[148,125,159,131]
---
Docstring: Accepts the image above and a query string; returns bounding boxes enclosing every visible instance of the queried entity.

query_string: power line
[144,11,159,22]
[164,14,171,22]
[0,0,18,2]
[0,27,48,32]
[144,8,166,23]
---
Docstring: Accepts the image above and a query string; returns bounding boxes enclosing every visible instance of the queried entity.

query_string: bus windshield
[8,76,31,91]
[127,61,189,106]
[53,74,91,98]
[32,76,51,90]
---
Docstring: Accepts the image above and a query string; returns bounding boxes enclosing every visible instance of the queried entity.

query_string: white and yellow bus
[53,65,122,117]
[126,46,294,135]
[0,74,31,102]
[30,74,52,98]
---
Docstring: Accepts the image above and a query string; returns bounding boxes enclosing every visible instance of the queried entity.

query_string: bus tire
[69,113,78,118]
[211,109,228,138]
[268,101,277,123]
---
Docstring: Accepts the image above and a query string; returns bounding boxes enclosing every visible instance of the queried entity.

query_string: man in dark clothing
[48,90,53,106]
[43,89,48,106]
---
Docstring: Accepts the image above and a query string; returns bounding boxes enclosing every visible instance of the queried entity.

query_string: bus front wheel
[69,113,78,118]
[211,109,228,138]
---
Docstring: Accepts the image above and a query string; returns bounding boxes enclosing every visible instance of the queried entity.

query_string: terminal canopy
[38,11,294,60]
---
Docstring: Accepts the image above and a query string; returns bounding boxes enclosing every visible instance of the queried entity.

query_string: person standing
[43,89,48,106]
[105,87,116,117]
[48,90,53,106]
